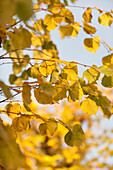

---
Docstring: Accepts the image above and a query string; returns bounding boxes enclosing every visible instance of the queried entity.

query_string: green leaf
[98,12,113,26]
[20,55,30,67]
[0,0,16,25]
[34,87,53,104]
[102,75,113,88]
[64,124,84,146]
[41,84,56,96]
[11,27,32,49]
[0,81,12,99]
[9,74,17,84]
[22,83,31,105]
[84,36,100,53]
[16,0,33,21]
[47,118,58,136]
[69,81,79,101]
[80,98,98,115]
[39,123,47,135]
[83,21,96,34]
[82,7,92,23]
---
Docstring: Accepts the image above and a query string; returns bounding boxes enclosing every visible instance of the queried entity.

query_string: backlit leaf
[64,124,84,146]
[98,12,113,26]
[69,81,80,102]
[84,36,100,53]
[102,53,113,69]
[60,8,74,24]
[83,21,96,34]
[5,103,21,119]
[53,84,67,101]
[61,62,78,81]
[81,98,98,115]
[44,14,58,31]
[83,65,100,83]
[47,118,58,136]
[82,8,92,23]
[41,84,56,96]
[39,61,56,77]
[59,25,73,38]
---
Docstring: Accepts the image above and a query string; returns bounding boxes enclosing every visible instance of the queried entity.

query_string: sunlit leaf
[98,12,113,26]
[39,61,56,77]
[84,36,100,53]
[83,65,100,83]
[53,84,67,101]
[82,7,92,23]
[71,22,81,37]
[64,124,84,146]
[5,103,21,119]
[59,25,73,38]
[83,21,96,34]
[102,53,113,69]
[47,118,58,136]
[60,8,74,23]
[41,84,56,96]
[61,62,78,81]
[80,98,98,115]
[44,14,58,31]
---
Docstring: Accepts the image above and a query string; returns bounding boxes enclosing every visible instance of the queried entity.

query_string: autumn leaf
[22,83,31,105]
[82,7,92,23]
[98,12,113,26]
[64,124,84,146]
[80,98,98,115]
[0,81,12,99]
[84,36,100,53]
[47,118,58,136]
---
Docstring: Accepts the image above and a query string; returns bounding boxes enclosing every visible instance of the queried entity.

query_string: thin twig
[0,92,20,103]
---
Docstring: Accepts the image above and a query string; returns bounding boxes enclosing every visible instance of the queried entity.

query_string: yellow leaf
[53,84,67,101]
[39,123,47,135]
[80,98,98,115]
[82,8,92,23]
[27,63,40,78]
[61,62,78,81]
[47,118,58,136]
[60,8,74,23]
[11,115,30,133]
[44,14,58,31]
[59,25,73,38]
[83,21,96,34]
[102,53,113,69]
[5,103,21,119]
[84,36,100,53]
[71,22,81,37]
[0,81,12,99]
[98,12,113,26]
[33,19,43,31]
[39,61,56,77]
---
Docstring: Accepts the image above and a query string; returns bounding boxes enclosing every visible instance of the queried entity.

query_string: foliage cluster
[0,0,113,169]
